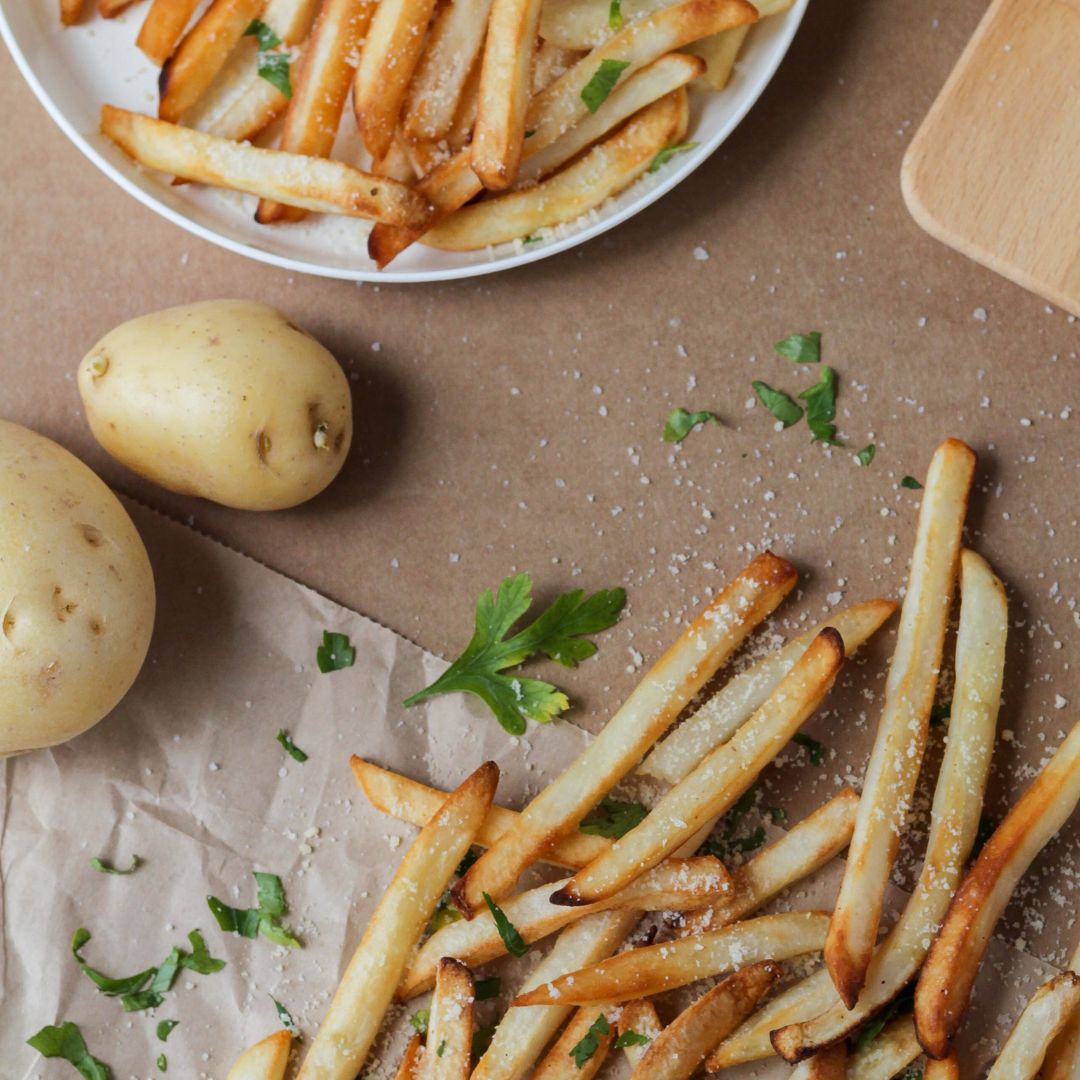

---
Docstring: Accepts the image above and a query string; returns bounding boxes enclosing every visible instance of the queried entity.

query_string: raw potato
[0,421,155,756]
[78,300,353,511]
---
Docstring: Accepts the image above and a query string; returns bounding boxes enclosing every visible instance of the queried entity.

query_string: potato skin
[78,300,353,511]
[0,421,155,756]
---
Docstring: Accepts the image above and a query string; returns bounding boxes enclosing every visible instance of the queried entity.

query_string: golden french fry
[915,718,1080,1058]
[60,0,84,23]
[628,962,779,1080]
[513,911,829,1006]
[685,25,750,88]
[350,757,613,870]
[452,552,796,917]
[847,1016,921,1080]
[826,437,977,1007]
[394,1035,424,1080]
[1042,942,1080,1080]
[295,762,498,1080]
[99,0,139,17]
[137,0,199,63]
[423,959,475,1080]
[531,41,582,93]
[226,1031,293,1080]
[374,139,425,182]
[158,0,267,123]
[985,973,1080,1080]
[100,106,429,227]
[473,910,640,1080]
[617,1001,662,1069]
[257,0,374,223]
[399,855,731,997]
[773,550,1006,1061]
[532,1004,615,1080]
[641,599,895,785]
[681,787,858,936]
[924,1054,960,1080]
[790,1044,846,1080]
[552,628,844,907]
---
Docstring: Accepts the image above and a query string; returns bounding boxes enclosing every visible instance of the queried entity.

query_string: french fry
[513,911,829,1006]
[100,107,429,227]
[425,88,688,250]
[158,0,267,123]
[399,855,731,997]
[847,1016,921,1080]
[617,1001,662,1069]
[532,1004,615,1080]
[924,1054,960,1080]
[685,25,750,88]
[826,437,977,1007]
[394,1035,424,1080]
[790,1044,846,1080]
[375,139,426,182]
[680,787,859,936]
[423,959,475,1080]
[772,550,1006,1062]
[1042,942,1080,1080]
[99,0,140,17]
[985,973,1080,1080]
[915,717,1080,1058]
[450,551,795,917]
[295,762,498,1080]
[257,0,374,223]
[472,910,640,1080]
[531,41,582,93]
[707,966,837,1071]
[137,0,200,63]
[640,600,895,785]
[60,0,84,24]
[628,962,779,1080]
[226,1031,293,1080]
[551,628,844,907]
[402,0,495,144]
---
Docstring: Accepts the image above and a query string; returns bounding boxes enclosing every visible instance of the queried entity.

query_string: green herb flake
[901,475,923,489]
[243,18,282,50]
[272,997,301,1038]
[798,366,842,445]
[581,59,631,113]
[157,1054,167,1072]
[752,381,803,429]
[71,928,156,997]
[614,1030,651,1049]
[258,55,292,101]
[726,826,767,853]
[475,976,501,1001]
[276,729,308,762]
[767,806,787,824]
[156,1020,179,1042]
[792,732,825,765]
[181,929,226,974]
[855,444,876,467]
[929,702,951,728]
[579,797,647,839]
[27,1022,112,1080]
[853,986,914,1052]
[482,892,529,957]
[608,0,623,28]
[663,407,720,443]
[522,233,543,245]
[570,1014,610,1068]
[472,1025,496,1060]
[404,573,625,735]
[317,630,355,673]
[90,855,142,875]
[208,873,301,948]
[410,1009,430,1035]
[436,1040,447,1057]
[648,141,699,173]
[774,332,821,363]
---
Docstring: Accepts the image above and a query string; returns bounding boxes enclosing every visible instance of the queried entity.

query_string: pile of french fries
[66,0,794,266]
[217,437,1080,1080]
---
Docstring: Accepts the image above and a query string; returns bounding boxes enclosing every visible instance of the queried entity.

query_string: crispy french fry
[295,762,497,1080]
[375,139,426,182]
[394,1035,424,1080]
[628,962,779,1080]
[353,0,439,160]
[452,552,795,917]
[513,911,829,1006]
[402,0,495,143]
[531,41,582,93]
[1042,942,1080,1080]
[137,0,200,62]
[772,550,1006,1062]
[707,966,837,1071]
[101,106,429,227]
[915,718,1080,1058]
[790,1044,846,1080]
[423,959,475,1080]
[257,0,374,223]
[924,1054,960,1080]
[60,0,84,24]
[425,87,687,250]
[533,1004,615,1080]
[99,0,140,17]
[472,910,640,1080]
[847,1016,921,1080]
[158,0,267,123]
[617,1001,662,1069]
[685,25,750,88]
[985,973,1080,1080]
[681,787,859,936]
[400,855,731,997]
[826,438,977,1007]
[641,600,895,785]
[552,628,844,907]
[226,1031,293,1080]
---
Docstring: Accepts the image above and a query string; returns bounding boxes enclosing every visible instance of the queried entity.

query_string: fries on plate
[986,972,1080,1080]
[225,1030,293,1080]
[533,1004,616,1080]
[847,1016,921,1080]
[137,0,200,63]
[790,1044,846,1080]
[1043,943,1080,1080]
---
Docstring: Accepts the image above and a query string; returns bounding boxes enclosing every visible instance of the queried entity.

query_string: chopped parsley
[792,732,825,765]
[244,19,292,98]
[774,332,821,363]
[853,986,914,1051]
[901,475,923,489]
[472,1025,496,1060]
[767,806,787,824]
[207,872,301,948]
[648,142,699,173]
[156,1020,179,1042]
[663,407,720,443]
[522,233,543,245]
[702,787,767,856]
[475,976,501,1000]
[404,573,625,735]
[581,60,631,113]
[90,855,142,875]
[27,1022,111,1080]
[243,18,281,49]
[570,1014,610,1068]
[482,892,528,957]
[276,729,308,763]
[752,381,803,428]
[436,1040,447,1057]
[608,0,623,28]
[579,797,647,839]
[614,1030,651,1049]
[157,1054,167,1072]
[317,630,355,673]
[855,444,876,467]
[272,997,301,1038]
[410,1009,430,1035]
[71,928,157,998]
[798,366,842,445]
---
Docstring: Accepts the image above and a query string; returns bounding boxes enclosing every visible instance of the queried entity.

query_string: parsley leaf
[243,18,281,49]
[475,976,501,1001]
[181,929,225,974]
[798,366,842,445]
[90,855,142,875]
[244,20,292,97]
[208,872,301,948]
[774,333,821,363]
[437,1040,447,1057]
[482,892,528,957]
[581,59,631,112]
[272,997,301,1038]
[648,142,699,173]
[608,0,623,28]
[725,826,767,853]
[27,1022,111,1080]
[792,732,825,765]
[207,897,262,939]
[853,986,914,1051]
[410,1009,430,1035]
[901,475,923,489]
[72,928,156,996]
[472,1025,496,1060]
[570,1014,610,1068]
[767,806,787,824]
[157,1054,167,1072]
[156,1020,179,1042]
[579,797,647,839]
[276,730,308,762]
[317,630,355,673]
[752,381,803,428]
[855,444,876,467]
[663,408,720,443]
[404,573,625,735]
[614,1030,651,1049]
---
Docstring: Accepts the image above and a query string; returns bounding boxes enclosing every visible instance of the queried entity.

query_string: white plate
[1,0,806,282]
